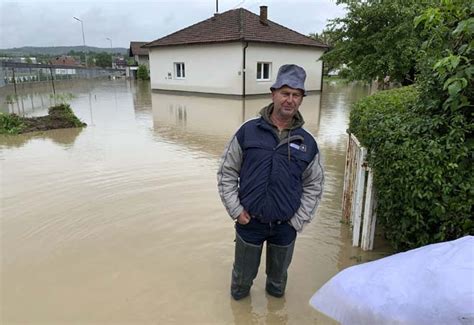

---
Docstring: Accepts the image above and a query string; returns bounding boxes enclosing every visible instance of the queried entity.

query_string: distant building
[21,57,37,64]
[129,41,149,68]
[50,55,81,66]
[115,57,127,69]
[127,41,149,79]
[0,57,37,64]
[143,6,328,96]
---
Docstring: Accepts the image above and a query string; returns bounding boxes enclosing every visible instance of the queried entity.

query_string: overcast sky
[0,0,346,49]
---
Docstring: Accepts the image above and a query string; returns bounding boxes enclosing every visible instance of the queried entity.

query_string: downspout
[320,60,325,92]
[242,42,248,97]
[320,47,329,92]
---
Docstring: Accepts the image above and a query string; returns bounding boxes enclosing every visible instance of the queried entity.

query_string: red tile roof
[129,41,149,56]
[144,8,327,48]
[50,55,81,66]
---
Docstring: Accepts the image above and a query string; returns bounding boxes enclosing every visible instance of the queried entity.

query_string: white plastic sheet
[310,236,474,325]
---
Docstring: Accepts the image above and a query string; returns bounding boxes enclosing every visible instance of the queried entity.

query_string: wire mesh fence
[1,62,123,88]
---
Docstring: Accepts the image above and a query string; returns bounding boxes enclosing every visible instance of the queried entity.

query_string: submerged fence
[0,62,122,90]
[342,133,377,250]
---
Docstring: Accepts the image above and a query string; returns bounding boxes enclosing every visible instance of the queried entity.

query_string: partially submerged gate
[342,133,377,250]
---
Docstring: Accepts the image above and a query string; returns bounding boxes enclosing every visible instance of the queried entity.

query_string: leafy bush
[349,86,419,150]
[0,104,86,135]
[0,113,24,134]
[349,0,473,251]
[137,64,149,80]
[48,104,86,128]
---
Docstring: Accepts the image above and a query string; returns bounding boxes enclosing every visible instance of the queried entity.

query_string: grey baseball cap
[270,64,307,95]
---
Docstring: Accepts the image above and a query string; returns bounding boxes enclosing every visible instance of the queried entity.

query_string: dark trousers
[235,217,296,246]
[231,218,296,300]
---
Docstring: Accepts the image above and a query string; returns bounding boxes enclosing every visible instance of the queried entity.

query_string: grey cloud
[1,0,345,49]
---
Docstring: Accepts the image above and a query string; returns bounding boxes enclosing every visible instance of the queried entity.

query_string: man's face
[271,86,304,119]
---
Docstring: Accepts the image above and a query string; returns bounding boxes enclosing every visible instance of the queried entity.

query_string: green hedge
[349,86,472,251]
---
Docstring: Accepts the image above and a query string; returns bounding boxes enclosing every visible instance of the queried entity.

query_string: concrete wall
[149,43,243,95]
[148,42,325,95]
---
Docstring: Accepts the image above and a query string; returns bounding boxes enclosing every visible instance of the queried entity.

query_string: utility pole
[73,16,88,67]
[106,37,114,68]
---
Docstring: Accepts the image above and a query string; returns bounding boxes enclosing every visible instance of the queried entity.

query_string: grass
[0,103,86,135]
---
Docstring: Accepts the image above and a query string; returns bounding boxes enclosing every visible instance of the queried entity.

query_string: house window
[174,62,185,79]
[257,62,271,81]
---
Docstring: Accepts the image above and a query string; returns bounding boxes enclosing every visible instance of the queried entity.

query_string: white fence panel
[361,168,376,250]
[342,133,377,250]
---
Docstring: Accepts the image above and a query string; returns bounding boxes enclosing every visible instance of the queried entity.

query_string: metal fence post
[49,67,56,95]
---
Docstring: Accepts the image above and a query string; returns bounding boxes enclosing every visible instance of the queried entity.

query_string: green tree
[308,31,333,46]
[137,64,149,80]
[323,0,434,84]
[309,31,337,75]
[94,52,112,68]
[349,0,473,250]
[414,0,473,116]
[79,52,86,64]
[86,56,95,67]
[412,0,473,242]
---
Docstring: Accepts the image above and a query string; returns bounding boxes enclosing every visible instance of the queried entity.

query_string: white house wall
[137,55,149,69]
[149,43,243,95]
[245,43,325,95]
[148,42,325,95]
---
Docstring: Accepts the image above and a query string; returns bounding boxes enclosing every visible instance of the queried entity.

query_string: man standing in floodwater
[217,64,324,300]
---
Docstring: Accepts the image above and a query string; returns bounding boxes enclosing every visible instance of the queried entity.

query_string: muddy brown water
[1,80,391,324]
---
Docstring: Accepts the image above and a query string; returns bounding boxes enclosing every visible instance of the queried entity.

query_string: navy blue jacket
[235,117,318,223]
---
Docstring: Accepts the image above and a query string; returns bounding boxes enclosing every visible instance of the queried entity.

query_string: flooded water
[1,80,390,324]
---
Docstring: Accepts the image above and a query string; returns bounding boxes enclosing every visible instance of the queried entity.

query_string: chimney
[260,6,268,26]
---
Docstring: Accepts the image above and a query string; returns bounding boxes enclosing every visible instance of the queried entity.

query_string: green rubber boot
[231,233,263,300]
[265,240,295,298]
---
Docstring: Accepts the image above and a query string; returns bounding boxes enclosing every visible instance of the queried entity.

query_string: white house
[143,6,328,96]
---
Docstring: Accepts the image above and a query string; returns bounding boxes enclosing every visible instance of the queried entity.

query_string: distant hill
[0,46,128,57]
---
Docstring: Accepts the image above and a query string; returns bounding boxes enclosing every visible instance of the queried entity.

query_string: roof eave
[245,40,329,49]
[146,39,328,49]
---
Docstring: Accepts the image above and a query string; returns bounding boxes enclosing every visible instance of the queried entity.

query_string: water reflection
[0,127,84,149]
[132,80,152,111]
[230,296,289,324]
[265,296,289,324]
[151,91,321,157]
[230,297,261,324]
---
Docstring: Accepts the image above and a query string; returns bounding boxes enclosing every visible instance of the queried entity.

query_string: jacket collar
[258,103,305,130]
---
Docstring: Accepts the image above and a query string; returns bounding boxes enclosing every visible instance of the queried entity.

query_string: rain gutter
[242,41,249,97]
